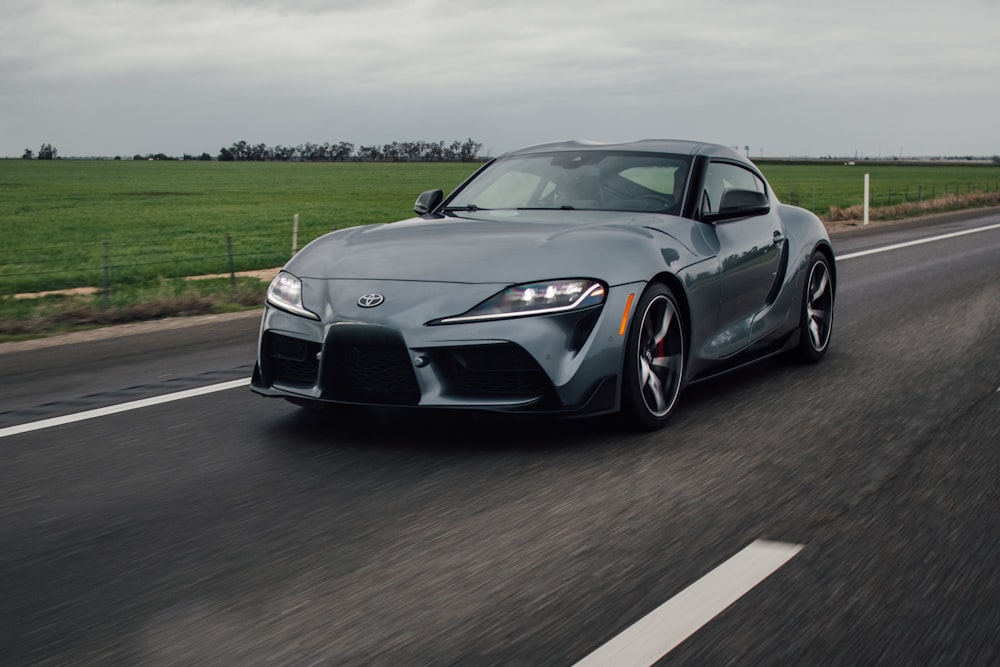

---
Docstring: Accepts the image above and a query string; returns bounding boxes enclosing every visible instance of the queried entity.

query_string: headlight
[266,271,319,320]
[437,278,606,324]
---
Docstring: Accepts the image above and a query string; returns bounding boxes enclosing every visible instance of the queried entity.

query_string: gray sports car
[251,139,835,430]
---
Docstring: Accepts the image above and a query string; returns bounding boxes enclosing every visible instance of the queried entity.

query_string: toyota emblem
[357,293,385,308]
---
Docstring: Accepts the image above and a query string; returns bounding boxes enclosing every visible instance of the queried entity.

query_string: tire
[620,284,687,431]
[794,252,835,363]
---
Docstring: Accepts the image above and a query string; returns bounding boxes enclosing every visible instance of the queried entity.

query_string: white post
[863,174,870,226]
[291,214,299,256]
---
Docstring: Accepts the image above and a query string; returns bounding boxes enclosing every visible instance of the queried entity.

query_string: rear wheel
[621,284,686,431]
[795,252,834,363]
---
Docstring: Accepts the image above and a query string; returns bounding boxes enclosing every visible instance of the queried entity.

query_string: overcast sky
[2,0,998,158]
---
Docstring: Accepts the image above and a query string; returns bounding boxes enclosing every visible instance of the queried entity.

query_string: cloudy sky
[2,0,998,158]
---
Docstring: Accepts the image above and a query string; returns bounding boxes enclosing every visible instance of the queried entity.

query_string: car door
[701,161,784,357]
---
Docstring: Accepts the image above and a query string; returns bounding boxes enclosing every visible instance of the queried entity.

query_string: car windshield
[447,151,692,213]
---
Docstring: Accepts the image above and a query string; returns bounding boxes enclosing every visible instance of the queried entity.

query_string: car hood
[284,210,701,285]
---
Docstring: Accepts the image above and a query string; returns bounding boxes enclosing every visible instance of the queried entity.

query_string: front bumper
[250,281,643,417]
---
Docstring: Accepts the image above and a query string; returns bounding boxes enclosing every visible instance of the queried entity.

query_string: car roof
[502,139,749,163]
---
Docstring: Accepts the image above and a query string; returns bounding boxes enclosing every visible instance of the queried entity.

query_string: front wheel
[794,252,835,363]
[620,284,686,431]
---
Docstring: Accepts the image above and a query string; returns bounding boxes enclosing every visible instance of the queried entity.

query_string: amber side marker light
[619,293,635,336]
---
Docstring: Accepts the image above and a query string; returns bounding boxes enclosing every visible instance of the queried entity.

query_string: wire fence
[1,231,298,297]
[779,179,1000,214]
[4,178,999,298]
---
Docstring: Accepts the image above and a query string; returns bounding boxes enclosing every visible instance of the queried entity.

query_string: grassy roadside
[6,197,999,343]
[0,277,267,341]
[4,160,997,294]
[825,190,1000,224]
[0,160,481,294]
[2,158,998,342]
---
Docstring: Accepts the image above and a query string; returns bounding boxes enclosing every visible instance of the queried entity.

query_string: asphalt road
[1,210,999,665]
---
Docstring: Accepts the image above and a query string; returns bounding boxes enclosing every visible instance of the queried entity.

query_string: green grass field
[0,160,481,294]
[1,159,998,295]
[758,161,1000,213]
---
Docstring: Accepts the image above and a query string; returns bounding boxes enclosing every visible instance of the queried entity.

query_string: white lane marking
[574,540,803,667]
[0,378,250,439]
[837,221,1000,260]
[6,223,996,437]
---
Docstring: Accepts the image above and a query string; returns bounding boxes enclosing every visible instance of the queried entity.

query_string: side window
[702,162,766,214]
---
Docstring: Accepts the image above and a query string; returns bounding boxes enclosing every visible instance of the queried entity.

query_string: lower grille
[321,327,420,406]
[264,333,320,386]
[436,344,553,399]
[272,356,319,385]
[265,331,555,408]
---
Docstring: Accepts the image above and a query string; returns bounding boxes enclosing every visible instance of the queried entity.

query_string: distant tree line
[217,138,483,162]
[18,141,999,165]
[130,153,214,161]
[22,143,58,160]
[19,138,484,162]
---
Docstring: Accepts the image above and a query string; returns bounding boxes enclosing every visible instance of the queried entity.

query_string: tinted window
[448,152,692,213]
[702,162,767,214]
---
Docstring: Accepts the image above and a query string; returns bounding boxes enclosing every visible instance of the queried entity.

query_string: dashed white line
[0,378,250,439]
[837,221,1000,260]
[574,540,804,667]
[0,218,991,665]
[572,222,997,664]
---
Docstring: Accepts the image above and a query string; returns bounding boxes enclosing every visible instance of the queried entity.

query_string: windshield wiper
[443,204,486,212]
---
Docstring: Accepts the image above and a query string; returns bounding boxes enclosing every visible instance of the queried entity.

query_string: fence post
[292,214,299,257]
[226,233,236,297]
[102,240,110,307]
[863,173,870,226]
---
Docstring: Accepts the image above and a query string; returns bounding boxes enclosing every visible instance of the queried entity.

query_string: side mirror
[414,189,443,216]
[703,189,770,223]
